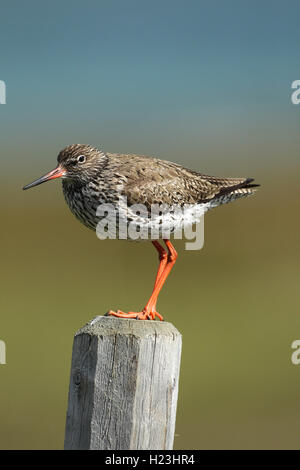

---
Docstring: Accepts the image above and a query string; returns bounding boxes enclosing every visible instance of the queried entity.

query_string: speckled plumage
[55,144,259,237]
[23,143,260,319]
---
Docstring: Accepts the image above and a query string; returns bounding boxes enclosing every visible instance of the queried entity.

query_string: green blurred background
[1,0,300,449]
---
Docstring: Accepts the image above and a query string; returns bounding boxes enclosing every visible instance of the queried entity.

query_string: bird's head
[23,144,106,190]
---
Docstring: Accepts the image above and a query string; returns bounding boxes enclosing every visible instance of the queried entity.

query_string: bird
[23,144,259,321]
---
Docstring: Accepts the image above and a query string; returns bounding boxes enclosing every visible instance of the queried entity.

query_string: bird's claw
[107,309,163,321]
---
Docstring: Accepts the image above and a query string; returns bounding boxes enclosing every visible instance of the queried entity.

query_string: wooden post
[64,315,182,450]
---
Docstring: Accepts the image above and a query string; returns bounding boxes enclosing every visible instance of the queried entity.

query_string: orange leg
[144,241,168,318]
[108,240,177,321]
[152,241,168,288]
[143,240,177,315]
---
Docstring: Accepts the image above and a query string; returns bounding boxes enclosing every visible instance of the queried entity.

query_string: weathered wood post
[64,315,182,450]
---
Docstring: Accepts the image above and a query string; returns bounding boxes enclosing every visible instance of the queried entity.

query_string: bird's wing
[107,153,257,208]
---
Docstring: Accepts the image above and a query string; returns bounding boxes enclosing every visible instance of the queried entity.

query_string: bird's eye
[77,155,86,163]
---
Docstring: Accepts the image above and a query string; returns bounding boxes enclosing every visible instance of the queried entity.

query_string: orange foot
[107,309,163,321]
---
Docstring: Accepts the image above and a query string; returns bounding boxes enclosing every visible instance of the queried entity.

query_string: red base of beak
[23,166,65,190]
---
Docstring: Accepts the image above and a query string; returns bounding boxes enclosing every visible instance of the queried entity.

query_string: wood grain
[64,315,182,450]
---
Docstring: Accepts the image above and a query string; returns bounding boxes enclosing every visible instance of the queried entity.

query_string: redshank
[23,144,259,320]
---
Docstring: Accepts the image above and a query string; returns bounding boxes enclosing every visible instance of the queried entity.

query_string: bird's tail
[202,177,260,209]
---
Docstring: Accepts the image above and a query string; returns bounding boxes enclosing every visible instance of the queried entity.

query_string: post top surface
[76,315,181,339]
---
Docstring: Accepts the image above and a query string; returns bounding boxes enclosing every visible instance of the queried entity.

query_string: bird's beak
[23,165,66,190]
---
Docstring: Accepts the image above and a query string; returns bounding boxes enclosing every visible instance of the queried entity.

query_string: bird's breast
[62,181,111,230]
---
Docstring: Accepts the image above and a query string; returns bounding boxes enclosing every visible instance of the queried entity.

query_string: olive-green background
[1,0,300,449]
